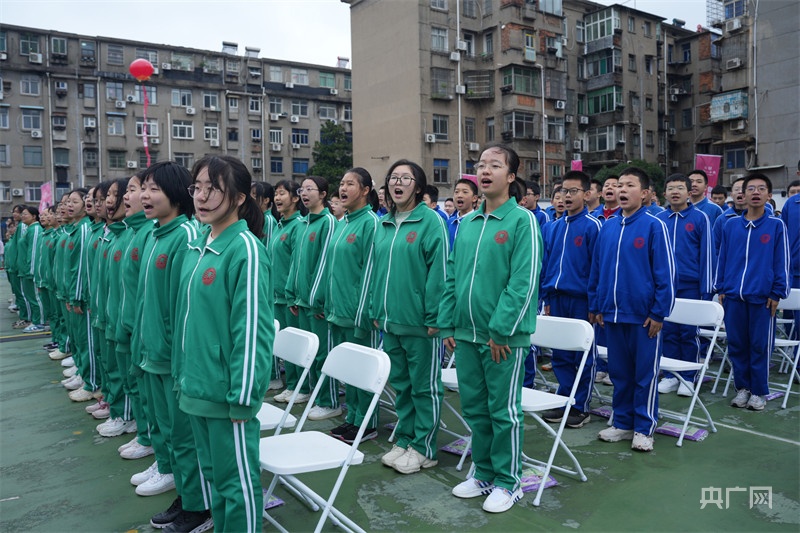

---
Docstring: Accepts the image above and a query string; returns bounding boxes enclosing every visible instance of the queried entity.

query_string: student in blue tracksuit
[656,174,714,396]
[539,171,601,428]
[715,173,790,411]
[688,169,723,224]
[447,178,479,250]
[713,177,746,257]
[780,183,800,340]
[522,181,550,228]
[589,167,675,452]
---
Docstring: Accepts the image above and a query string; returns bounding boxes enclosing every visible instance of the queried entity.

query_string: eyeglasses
[474,162,506,172]
[562,188,585,196]
[665,185,688,192]
[188,184,222,198]
[387,175,415,186]
[296,187,319,195]
[745,185,768,193]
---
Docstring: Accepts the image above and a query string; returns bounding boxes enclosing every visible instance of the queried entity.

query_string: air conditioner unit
[617,138,626,144]
[468,142,480,152]
[271,143,282,152]
[425,133,436,144]
[152,67,159,75]
[31,130,43,138]
[730,173,744,181]
[555,100,566,110]
[669,128,676,135]
[726,17,743,33]
[85,118,97,129]
[208,105,218,111]
[670,95,679,102]
[726,57,742,70]
[126,161,138,169]
[672,160,680,168]
[579,116,589,125]
[450,51,461,62]
[573,140,582,151]
[670,88,681,95]
[269,113,280,121]
[565,114,574,123]
[455,84,466,94]
[290,115,299,123]
[0,52,7,61]
[730,119,745,131]
[150,138,160,145]
[161,62,172,70]
[292,143,301,149]
[186,106,196,115]
[29,53,43,64]
[285,82,294,89]
[12,188,24,197]
[210,139,219,147]
[456,40,468,51]
[55,81,68,91]
[329,88,338,95]
[126,94,137,103]
[115,100,127,109]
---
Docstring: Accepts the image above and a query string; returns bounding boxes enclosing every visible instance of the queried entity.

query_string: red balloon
[129,58,155,82]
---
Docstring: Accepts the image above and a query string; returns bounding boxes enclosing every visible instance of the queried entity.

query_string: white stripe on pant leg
[197,458,211,509]
[507,347,524,488]
[33,287,44,325]
[232,422,256,533]
[85,311,96,390]
[423,337,442,458]
[644,332,662,436]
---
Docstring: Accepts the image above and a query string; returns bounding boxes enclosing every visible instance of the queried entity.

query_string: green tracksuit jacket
[261,210,276,248]
[176,220,275,420]
[270,211,303,307]
[104,220,130,342]
[53,225,71,301]
[88,223,110,330]
[370,203,449,337]
[37,227,55,289]
[118,212,154,347]
[439,198,542,347]
[286,208,336,312]
[65,217,92,307]
[16,221,41,279]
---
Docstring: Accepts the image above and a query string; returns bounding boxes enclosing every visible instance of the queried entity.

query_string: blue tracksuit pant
[661,288,701,381]
[722,297,775,396]
[549,294,595,412]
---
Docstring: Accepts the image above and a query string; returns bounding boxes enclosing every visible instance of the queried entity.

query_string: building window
[584,7,620,42]
[52,115,67,130]
[252,157,262,171]
[645,97,653,110]
[503,111,536,138]
[20,33,40,55]
[575,20,585,43]
[464,117,476,143]
[319,104,336,120]
[79,83,96,100]
[577,58,586,79]
[170,52,194,71]
[226,59,240,73]
[587,86,623,114]
[585,49,621,77]
[134,85,157,104]
[171,89,192,107]
[203,57,222,73]
[107,116,124,136]
[431,68,454,98]
[463,0,477,18]
[23,146,43,166]
[432,27,448,52]
[269,129,283,144]
[54,148,69,166]
[20,76,41,96]
[587,125,618,152]
[25,182,43,202]
[344,75,352,91]
[203,92,219,110]
[0,31,6,53]
[0,108,8,129]
[319,72,335,88]
[462,33,475,57]
[644,21,652,37]
[292,158,309,175]
[107,44,124,65]
[540,0,562,16]
[205,123,220,141]
[248,97,261,113]
[22,109,42,130]
[343,104,352,121]
[501,66,539,96]
[227,128,239,141]
[270,157,283,174]
[51,37,67,55]
[0,145,7,166]
[174,153,194,169]
[681,108,693,128]
[84,149,98,168]
[228,97,239,111]
[646,130,654,146]
[172,120,194,139]
[632,131,641,148]
[547,116,564,142]
[484,32,494,57]
[138,150,158,168]
[291,128,309,145]
[725,146,746,169]
[106,82,123,101]
[250,128,261,142]
[431,0,447,10]
[486,117,495,141]
[545,70,567,100]
[0,181,10,202]
[108,151,126,169]
[433,159,449,184]
[135,48,158,63]
[291,68,309,85]
[291,100,309,117]
[628,16,636,33]
[645,56,653,74]
[433,114,449,141]
[724,0,745,19]
[482,0,492,15]
[269,66,282,82]
[269,97,282,115]
[682,43,691,63]
[628,54,637,72]
[80,40,96,62]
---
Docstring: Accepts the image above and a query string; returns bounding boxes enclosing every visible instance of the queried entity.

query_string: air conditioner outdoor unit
[450,51,461,62]
[55,81,68,91]
[31,130,43,138]
[670,88,681,95]
[455,84,466,94]
[186,106,196,115]
[456,40,468,51]
[152,67,159,75]
[670,95,679,102]
[29,53,43,64]
[150,138,160,145]
[290,115,299,123]
[292,143,301,149]
[271,143,282,152]
[12,188,24,197]
[730,119,745,131]
[468,142,480,152]
[161,62,172,70]
[329,88,338,95]
[285,82,294,89]
[85,118,97,129]
[555,100,566,110]
[565,114,574,123]
[425,133,436,144]
[126,95,137,103]
[726,17,743,33]
[617,138,626,144]
[726,57,742,70]
[0,52,7,61]
[579,116,589,125]
[208,106,218,111]
[573,140,582,151]
[270,113,280,121]
[669,128,676,135]
[672,161,680,168]
[127,161,138,169]
[210,139,219,147]
[115,100,127,109]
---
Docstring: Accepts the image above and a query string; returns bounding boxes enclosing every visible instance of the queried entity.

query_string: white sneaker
[62,366,78,378]
[657,377,680,394]
[452,478,494,499]
[131,462,159,486]
[92,406,110,420]
[98,418,136,437]
[746,394,766,411]
[268,379,284,391]
[273,389,292,403]
[60,356,75,367]
[64,376,84,390]
[85,401,105,414]
[49,349,70,361]
[120,442,155,460]
[307,405,343,421]
[677,381,694,397]
[631,432,654,452]
[601,374,613,386]
[731,388,751,408]
[293,392,311,404]
[482,486,523,513]
[381,445,407,467]
[392,447,438,474]
[594,371,608,383]
[118,437,138,452]
[136,472,176,496]
[68,388,95,402]
[598,426,635,442]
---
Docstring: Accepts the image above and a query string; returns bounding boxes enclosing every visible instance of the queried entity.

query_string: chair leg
[781,347,800,409]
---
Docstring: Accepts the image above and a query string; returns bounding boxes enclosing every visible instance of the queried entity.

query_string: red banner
[694,154,722,195]
[39,182,53,212]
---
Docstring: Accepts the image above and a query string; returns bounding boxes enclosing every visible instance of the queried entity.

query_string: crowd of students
[3,146,797,525]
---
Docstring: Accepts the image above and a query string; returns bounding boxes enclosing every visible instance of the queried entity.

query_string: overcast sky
[3,0,708,67]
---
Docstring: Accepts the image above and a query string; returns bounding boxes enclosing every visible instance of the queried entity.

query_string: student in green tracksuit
[286,176,340,420]
[5,221,22,317]
[270,180,309,402]
[17,206,45,330]
[38,207,63,349]
[50,200,73,360]
[325,168,382,443]
[441,145,542,513]
[177,155,273,533]
[9,206,30,327]
[370,159,449,474]
[135,162,209,531]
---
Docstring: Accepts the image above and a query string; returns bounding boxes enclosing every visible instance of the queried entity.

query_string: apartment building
[0,25,352,216]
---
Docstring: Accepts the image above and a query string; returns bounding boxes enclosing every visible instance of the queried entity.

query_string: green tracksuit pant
[90,328,109,404]
[19,277,43,325]
[105,339,129,420]
[456,341,526,492]
[329,324,379,428]
[383,332,443,460]
[8,272,26,320]
[38,287,62,345]
[189,415,262,532]
[274,304,309,394]
[55,299,70,353]
[145,371,208,511]
[298,306,337,408]
[115,342,150,445]
[68,308,97,391]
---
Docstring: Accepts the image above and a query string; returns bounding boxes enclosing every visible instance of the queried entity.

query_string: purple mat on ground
[765,391,785,401]
[520,467,558,493]
[383,422,396,430]
[440,438,472,456]
[262,490,285,510]
[655,423,709,441]
[590,405,613,419]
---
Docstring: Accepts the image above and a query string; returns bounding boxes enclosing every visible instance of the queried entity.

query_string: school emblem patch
[61,241,66,248]
[113,250,122,262]
[406,231,418,243]
[280,233,288,242]
[155,254,168,270]
[494,231,509,244]
[202,268,216,286]
[68,242,74,250]
[633,237,645,249]
[93,241,98,250]
[573,236,584,247]
[346,233,357,244]
[103,250,108,258]
[131,247,139,261]
[685,223,695,232]
[760,234,771,244]
[309,232,317,242]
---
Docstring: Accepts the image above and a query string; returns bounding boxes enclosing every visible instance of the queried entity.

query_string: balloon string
[143,87,151,167]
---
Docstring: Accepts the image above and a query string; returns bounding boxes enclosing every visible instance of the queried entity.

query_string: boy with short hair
[594,176,621,221]
[710,185,728,208]
[589,167,675,452]
[713,176,746,257]
[447,178,479,250]
[688,169,723,224]
[715,173,790,410]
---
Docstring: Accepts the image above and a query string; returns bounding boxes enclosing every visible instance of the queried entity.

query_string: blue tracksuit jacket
[713,206,742,257]
[657,204,714,298]
[693,197,723,225]
[541,208,601,301]
[780,194,800,284]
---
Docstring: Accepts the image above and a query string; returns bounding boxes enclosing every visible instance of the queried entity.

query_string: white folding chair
[256,327,318,435]
[259,342,390,533]
[658,298,724,446]
[520,316,594,506]
[439,365,473,471]
[774,289,800,409]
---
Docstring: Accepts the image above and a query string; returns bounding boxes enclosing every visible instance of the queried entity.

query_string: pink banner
[461,174,478,187]
[694,154,722,195]
[571,160,583,171]
[39,182,53,212]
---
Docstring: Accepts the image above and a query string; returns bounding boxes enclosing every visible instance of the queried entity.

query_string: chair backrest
[273,327,318,369]
[321,342,391,393]
[664,298,724,328]
[778,288,800,311]
[530,316,594,352]
[274,319,280,332]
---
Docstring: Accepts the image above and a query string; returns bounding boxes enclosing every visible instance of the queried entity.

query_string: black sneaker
[566,409,591,429]
[541,408,565,423]
[151,496,182,529]
[163,510,213,533]
[330,422,355,438]
[342,426,378,444]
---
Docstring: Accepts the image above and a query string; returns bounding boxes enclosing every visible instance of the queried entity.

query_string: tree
[595,159,666,199]
[308,121,353,192]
